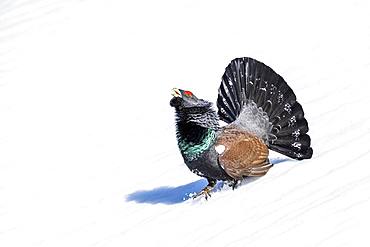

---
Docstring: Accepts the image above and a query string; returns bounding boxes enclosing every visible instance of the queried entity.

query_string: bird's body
[170,57,313,198]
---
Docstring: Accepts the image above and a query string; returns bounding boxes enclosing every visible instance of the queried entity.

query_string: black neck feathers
[174,105,220,151]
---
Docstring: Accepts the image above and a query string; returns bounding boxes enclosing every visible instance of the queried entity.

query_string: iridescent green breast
[178,129,216,161]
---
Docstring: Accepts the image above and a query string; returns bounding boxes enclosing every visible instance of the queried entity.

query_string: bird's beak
[171,88,182,98]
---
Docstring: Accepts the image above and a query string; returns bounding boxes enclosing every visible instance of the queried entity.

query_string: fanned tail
[217,57,313,160]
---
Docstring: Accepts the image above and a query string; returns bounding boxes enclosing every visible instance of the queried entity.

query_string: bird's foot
[192,178,217,200]
[192,186,213,200]
[226,179,241,190]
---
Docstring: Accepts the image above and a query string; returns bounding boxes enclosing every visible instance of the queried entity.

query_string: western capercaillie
[170,57,313,199]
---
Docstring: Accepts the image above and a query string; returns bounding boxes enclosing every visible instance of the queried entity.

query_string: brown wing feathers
[216,126,272,180]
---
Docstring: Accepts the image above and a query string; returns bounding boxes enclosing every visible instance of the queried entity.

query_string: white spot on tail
[292,129,301,140]
[291,142,302,151]
[284,103,292,114]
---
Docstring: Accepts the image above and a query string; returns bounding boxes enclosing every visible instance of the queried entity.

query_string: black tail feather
[269,143,313,160]
[217,57,313,160]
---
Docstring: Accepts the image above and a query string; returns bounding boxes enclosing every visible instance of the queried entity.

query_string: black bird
[170,57,313,199]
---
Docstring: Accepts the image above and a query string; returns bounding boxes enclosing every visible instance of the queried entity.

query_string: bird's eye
[184,91,193,97]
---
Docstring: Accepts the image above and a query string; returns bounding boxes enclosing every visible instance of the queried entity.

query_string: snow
[1,0,370,246]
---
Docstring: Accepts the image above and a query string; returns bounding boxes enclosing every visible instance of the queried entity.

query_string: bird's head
[170,88,220,131]
[170,88,211,111]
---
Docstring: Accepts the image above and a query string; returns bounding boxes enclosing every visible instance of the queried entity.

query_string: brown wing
[216,126,272,180]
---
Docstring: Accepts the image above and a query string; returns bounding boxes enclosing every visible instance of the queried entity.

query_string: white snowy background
[1,0,370,246]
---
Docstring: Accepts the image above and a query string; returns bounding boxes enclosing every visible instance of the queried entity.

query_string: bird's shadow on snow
[126,157,291,205]
[126,177,259,205]
[125,179,212,205]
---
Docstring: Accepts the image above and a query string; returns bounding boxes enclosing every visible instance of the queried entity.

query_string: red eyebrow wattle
[184,91,193,96]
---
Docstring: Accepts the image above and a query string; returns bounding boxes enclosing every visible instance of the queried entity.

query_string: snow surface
[1,0,370,246]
